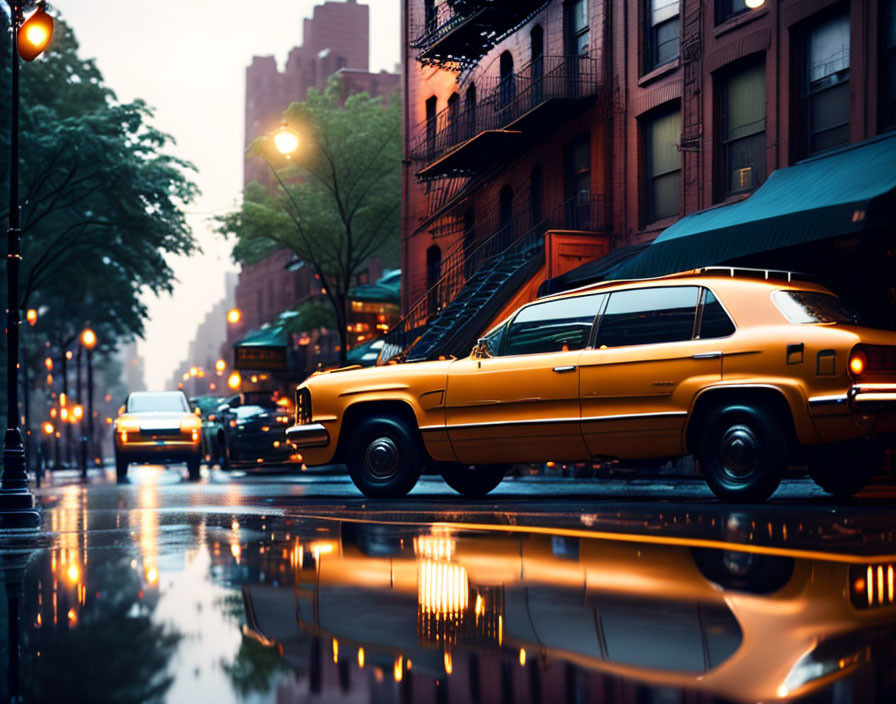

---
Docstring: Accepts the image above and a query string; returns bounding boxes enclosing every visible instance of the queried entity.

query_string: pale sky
[58,0,401,389]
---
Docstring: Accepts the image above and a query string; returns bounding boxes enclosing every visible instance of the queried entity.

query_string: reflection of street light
[273,123,300,158]
[227,308,241,325]
[1,1,55,526]
[227,372,241,390]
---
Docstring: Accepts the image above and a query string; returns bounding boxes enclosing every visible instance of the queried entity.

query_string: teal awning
[235,326,288,348]
[612,133,896,280]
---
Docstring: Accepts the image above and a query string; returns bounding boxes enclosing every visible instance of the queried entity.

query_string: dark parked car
[189,395,225,466]
[216,392,295,468]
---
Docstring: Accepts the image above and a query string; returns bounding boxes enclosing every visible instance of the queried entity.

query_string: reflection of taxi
[113,391,202,480]
[242,521,895,703]
[287,269,896,500]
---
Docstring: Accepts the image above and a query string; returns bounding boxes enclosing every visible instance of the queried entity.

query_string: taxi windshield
[127,392,189,413]
[772,291,862,325]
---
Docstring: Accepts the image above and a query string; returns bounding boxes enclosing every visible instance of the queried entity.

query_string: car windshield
[235,405,268,419]
[241,391,280,408]
[773,291,862,325]
[127,392,188,413]
[190,397,222,415]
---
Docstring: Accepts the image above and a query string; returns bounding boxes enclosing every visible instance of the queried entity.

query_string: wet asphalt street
[1,464,895,703]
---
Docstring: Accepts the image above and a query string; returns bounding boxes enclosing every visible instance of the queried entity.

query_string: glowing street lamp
[17,2,54,62]
[274,124,300,158]
[228,372,242,390]
[215,359,226,373]
[25,308,37,325]
[745,0,765,7]
[227,308,241,325]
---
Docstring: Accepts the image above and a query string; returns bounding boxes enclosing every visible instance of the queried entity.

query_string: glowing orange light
[227,308,241,324]
[66,564,80,584]
[80,328,96,349]
[358,648,365,668]
[228,372,241,390]
[215,359,226,372]
[43,422,53,435]
[519,648,526,666]
[44,356,53,370]
[18,4,54,62]
[65,350,72,360]
[850,352,866,376]
[394,656,403,682]
[67,609,77,627]
[146,567,159,584]
[273,124,300,156]
[72,405,84,421]
[26,309,37,325]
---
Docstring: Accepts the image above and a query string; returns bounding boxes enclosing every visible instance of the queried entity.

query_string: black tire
[219,436,231,470]
[115,454,128,481]
[187,454,201,481]
[699,404,785,502]
[808,441,882,498]
[440,463,509,497]
[345,415,422,498]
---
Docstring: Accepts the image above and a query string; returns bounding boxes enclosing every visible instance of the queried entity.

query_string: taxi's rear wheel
[187,455,201,481]
[115,454,128,481]
[699,404,785,503]
[346,416,422,498]
[440,463,509,497]
[808,441,882,498]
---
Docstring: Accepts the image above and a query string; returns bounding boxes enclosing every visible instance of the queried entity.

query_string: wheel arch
[333,399,424,464]
[685,385,799,455]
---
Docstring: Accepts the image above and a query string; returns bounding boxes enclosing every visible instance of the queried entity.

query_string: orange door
[578,286,724,459]
[444,293,606,465]
[445,351,587,464]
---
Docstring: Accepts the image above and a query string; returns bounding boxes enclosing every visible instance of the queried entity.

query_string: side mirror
[471,338,493,359]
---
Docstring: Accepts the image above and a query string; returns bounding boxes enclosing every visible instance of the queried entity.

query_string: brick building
[394,0,896,360]
[232,0,400,360]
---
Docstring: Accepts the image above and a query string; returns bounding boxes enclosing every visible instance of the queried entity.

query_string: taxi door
[445,293,606,465]
[578,286,724,459]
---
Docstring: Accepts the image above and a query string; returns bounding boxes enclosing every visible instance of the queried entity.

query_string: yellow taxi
[113,390,203,480]
[287,268,896,501]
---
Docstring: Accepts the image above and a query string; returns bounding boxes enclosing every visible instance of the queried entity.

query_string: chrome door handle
[552,365,577,373]
[692,351,722,359]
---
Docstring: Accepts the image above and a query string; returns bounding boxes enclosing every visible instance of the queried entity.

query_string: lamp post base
[0,431,41,528]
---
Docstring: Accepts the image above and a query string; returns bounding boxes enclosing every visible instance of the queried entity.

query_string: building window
[803,12,850,155]
[644,108,681,223]
[447,92,460,144]
[645,0,679,72]
[499,51,515,108]
[566,0,589,56]
[720,62,766,197]
[716,0,750,25]
[881,0,896,132]
[564,134,591,228]
[531,25,545,105]
[464,83,477,136]
[425,96,437,157]
[424,0,437,34]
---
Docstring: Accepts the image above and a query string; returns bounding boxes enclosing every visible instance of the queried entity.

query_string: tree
[217,77,400,364]
[0,12,198,423]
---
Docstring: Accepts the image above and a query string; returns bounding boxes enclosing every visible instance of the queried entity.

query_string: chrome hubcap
[719,424,760,481]
[364,436,400,479]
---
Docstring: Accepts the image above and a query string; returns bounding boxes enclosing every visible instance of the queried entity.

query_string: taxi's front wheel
[699,404,785,503]
[346,416,422,498]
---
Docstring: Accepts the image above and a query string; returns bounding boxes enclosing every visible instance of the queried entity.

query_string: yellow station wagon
[287,268,896,501]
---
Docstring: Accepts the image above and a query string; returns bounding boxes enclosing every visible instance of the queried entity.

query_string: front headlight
[117,418,140,433]
[778,635,870,698]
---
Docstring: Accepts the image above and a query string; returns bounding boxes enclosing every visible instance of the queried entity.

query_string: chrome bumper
[285,422,329,448]
[849,384,896,408]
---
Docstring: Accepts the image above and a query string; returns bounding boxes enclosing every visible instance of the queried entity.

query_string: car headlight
[778,635,870,698]
[117,418,140,433]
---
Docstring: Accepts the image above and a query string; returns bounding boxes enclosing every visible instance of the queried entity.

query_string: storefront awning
[234,326,288,371]
[610,133,896,281]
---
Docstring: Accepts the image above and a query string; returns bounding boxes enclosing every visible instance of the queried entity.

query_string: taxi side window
[596,287,699,348]
[699,290,736,338]
[503,293,605,356]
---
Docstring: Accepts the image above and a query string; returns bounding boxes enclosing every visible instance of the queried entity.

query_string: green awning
[234,326,288,348]
[611,133,896,280]
[349,282,401,304]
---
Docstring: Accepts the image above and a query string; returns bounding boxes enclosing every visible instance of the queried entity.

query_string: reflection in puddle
[4,508,896,703]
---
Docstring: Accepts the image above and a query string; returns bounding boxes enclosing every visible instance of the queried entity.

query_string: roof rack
[697,267,812,282]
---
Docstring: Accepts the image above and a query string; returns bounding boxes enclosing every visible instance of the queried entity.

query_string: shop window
[720,62,766,197]
[881,0,896,132]
[503,294,605,357]
[566,0,589,56]
[802,12,850,155]
[596,287,699,348]
[645,0,679,72]
[644,108,681,223]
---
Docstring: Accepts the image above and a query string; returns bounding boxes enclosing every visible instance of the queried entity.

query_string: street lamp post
[0,1,53,528]
[81,329,96,469]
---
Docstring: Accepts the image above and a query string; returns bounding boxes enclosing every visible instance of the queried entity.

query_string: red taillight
[850,345,896,379]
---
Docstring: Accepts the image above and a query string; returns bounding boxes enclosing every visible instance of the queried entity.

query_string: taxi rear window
[772,291,861,325]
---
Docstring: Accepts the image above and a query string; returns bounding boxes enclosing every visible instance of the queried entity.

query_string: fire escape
[383,0,609,363]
